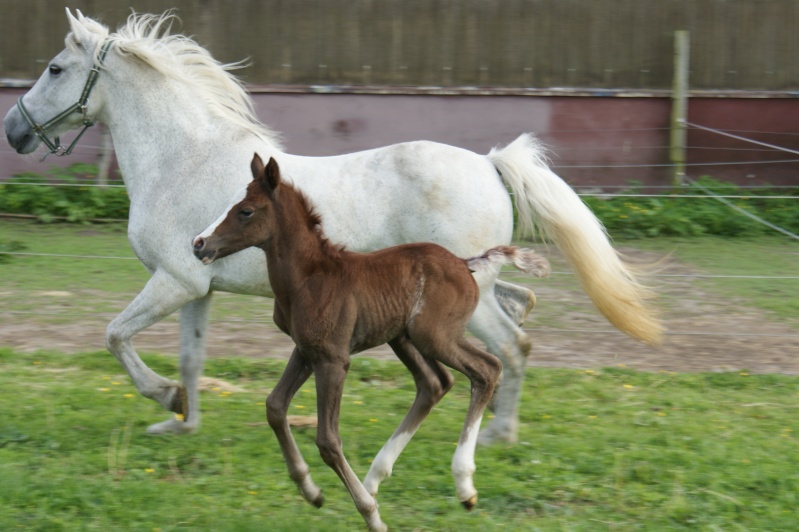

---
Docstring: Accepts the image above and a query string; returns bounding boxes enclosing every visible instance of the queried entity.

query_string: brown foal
[192,154,550,531]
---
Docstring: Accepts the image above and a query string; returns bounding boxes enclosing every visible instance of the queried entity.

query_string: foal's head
[192,154,283,264]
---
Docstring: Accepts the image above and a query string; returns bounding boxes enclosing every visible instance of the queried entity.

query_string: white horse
[3,11,662,444]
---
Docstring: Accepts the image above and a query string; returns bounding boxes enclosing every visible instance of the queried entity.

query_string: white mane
[69,11,283,148]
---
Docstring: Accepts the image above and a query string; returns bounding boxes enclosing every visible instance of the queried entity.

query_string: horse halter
[16,39,113,160]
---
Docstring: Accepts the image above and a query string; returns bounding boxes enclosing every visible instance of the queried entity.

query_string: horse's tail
[466,246,551,278]
[488,134,664,345]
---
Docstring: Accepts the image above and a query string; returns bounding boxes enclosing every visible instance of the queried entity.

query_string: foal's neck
[262,185,340,291]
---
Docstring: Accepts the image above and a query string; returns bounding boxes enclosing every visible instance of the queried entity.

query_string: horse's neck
[264,189,335,300]
[100,63,267,201]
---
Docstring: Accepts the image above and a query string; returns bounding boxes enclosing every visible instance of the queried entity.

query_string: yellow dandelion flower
[98,387,111,392]
[623,384,635,390]
[112,381,121,386]
[144,468,155,473]
[124,393,135,398]
[369,418,379,423]
[588,415,598,419]
[294,405,306,409]
[657,412,667,417]
[739,372,749,377]
[33,361,42,365]
[541,414,552,419]
[353,400,364,405]
[211,387,220,392]
[174,413,185,421]
[220,391,232,397]
[248,491,258,495]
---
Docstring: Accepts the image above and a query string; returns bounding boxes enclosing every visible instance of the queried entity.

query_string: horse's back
[278,141,514,257]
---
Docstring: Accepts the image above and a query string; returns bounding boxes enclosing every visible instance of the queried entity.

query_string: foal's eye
[238,208,254,218]
[49,64,63,76]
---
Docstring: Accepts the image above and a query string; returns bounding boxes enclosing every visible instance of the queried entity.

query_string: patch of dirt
[1,250,797,375]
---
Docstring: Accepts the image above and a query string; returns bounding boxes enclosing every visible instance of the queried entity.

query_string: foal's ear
[264,157,281,192]
[250,153,265,179]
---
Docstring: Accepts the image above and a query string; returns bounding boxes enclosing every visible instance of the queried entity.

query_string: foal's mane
[68,11,283,148]
[279,181,346,260]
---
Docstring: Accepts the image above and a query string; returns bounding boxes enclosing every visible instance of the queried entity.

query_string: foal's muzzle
[192,236,217,264]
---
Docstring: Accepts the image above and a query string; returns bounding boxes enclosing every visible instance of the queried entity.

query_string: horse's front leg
[106,269,207,421]
[147,292,213,435]
[314,356,386,532]
[266,348,322,507]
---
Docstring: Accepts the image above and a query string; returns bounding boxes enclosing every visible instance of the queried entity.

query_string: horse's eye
[239,208,254,218]
[49,64,63,76]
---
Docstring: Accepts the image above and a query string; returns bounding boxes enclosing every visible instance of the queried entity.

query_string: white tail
[488,134,664,345]
[467,246,551,278]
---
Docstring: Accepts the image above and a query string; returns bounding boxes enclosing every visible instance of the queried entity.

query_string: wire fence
[1,121,797,346]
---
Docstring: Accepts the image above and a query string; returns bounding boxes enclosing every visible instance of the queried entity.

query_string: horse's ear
[264,157,281,192]
[66,8,92,49]
[250,153,265,180]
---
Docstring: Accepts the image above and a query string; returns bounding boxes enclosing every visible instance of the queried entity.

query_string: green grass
[1,349,799,530]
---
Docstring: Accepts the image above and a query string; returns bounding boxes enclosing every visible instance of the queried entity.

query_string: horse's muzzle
[3,107,37,154]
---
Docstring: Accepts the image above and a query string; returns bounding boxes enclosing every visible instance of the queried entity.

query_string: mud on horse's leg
[147,293,213,435]
[106,271,203,421]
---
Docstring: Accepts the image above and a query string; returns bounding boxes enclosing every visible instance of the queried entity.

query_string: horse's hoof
[461,495,478,511]
[169,386,189,421]
[146,416,197,435]
[310,491,324,509]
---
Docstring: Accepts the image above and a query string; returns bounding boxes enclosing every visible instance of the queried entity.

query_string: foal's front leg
[266,348,323,507]
[314,357,386,532]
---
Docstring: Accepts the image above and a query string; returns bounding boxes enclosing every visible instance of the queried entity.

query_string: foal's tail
[466,246,551,278]
[488,134,664,345]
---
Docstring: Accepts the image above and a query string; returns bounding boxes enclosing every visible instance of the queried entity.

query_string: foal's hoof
[461,495,478,511]
[169,386,189,421]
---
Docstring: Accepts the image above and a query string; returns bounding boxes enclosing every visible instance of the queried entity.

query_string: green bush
[582,176,799,239]
[0,164,129,223]
[1,167,797,239]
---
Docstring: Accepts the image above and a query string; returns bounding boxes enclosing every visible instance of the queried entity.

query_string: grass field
[2,349,799,531]
[1,219,798,530]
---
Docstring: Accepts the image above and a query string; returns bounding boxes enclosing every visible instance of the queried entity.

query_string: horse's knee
[316,435,342,468]
[105,323,127,353]
[265,393,287,428]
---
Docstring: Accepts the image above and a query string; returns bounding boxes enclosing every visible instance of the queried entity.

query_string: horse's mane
[283,183,347,260]
[68,11,283,148]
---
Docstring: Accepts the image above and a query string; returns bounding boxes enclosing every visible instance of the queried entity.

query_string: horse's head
[4,9,110,156]
[193,154,282,264]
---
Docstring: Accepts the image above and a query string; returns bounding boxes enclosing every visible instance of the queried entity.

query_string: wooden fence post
[670,30,689,187]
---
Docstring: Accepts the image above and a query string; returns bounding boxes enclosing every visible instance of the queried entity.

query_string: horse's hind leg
[314,356,385,532]
[467,291,532,445]
[363,334,454,497]
[106,270,207,419]
[494,279,537,326]
[266,348,323,508]
[147,293,213,434]
[409,322,502,510]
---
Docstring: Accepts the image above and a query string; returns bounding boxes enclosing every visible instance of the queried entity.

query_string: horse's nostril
[193,237,205,251]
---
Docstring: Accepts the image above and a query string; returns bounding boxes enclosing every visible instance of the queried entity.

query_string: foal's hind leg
[314,357,385,532]
[266,348,323,508]
[364,335,454,497]
[409,324,502,509]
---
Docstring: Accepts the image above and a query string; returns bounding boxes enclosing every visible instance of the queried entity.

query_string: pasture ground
[1,220,798,530]
[1,220,797,374]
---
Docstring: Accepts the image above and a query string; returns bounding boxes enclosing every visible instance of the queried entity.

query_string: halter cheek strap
[16,39,113,161]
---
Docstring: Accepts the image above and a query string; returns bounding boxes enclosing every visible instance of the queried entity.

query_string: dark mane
[285,183,347,259]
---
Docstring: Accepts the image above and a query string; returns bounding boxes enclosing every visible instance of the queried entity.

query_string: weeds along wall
[2,0,799,90]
